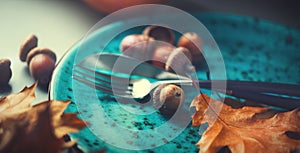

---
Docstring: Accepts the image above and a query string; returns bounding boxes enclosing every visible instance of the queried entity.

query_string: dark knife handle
[198,80,300,110]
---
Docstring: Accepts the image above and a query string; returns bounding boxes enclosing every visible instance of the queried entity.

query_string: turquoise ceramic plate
[50,13,300,152]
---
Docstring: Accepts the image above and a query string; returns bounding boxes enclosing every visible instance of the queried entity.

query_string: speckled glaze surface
[50,13,300,152]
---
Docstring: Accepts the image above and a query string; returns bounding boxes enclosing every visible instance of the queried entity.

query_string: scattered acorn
[19,34,38,62]
[120,34,155,61]
[143,25,175,44]
[178,32,203,64]
[26,47,56,86]
[153,84,184,116]
[165,47,195,75]
[151,45,174,69]
[119,26,199,76]
[0,58,12,85]
[18,34,57,88]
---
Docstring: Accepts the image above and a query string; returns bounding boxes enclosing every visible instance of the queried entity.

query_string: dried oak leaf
[0,83,87,153]
[191,93,300,153]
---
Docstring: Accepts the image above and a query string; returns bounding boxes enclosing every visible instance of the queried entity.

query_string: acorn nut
[178,32,203,64]
[19,34,38,62]
[153,84,184,116]
[165,47,195,76]
[120,34,155,61]
[0,59,12,85]
[26,47,56,86]
[143,25,175,44]
[151,45,174,69]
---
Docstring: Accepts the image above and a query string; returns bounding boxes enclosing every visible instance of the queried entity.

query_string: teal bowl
[50,12,300,152]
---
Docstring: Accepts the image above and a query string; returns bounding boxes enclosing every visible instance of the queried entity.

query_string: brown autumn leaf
[0,83,87,153]
[191,93,300,153]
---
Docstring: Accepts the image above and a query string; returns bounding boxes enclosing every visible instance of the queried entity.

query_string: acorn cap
[120,34,154,51]
[165,47,195,75]
[151,45,175,69]
[178,32,202,54]
[143,25,175,45]
[0,58,12,85]
[19,34,38,62]
[0,58,11,68]
[26,47,56,65]
[178,32,203,64]
[121,34,156,61]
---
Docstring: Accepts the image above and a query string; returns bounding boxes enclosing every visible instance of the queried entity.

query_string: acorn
[0,59,12,85]
[120,34,155,61]
[143,25,175,44]
[151,45,175,69]
[19,34,38,62]
[165,47,195,75]
[26,47,56,86]
[178,32,203,64]
[153,84,184,116]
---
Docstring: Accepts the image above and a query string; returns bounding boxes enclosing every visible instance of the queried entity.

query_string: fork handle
[157,80,193,86]
[198,80,300,109]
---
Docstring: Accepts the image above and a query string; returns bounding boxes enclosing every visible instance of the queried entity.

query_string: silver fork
[72,53,300,109]
[73,64,194,99]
